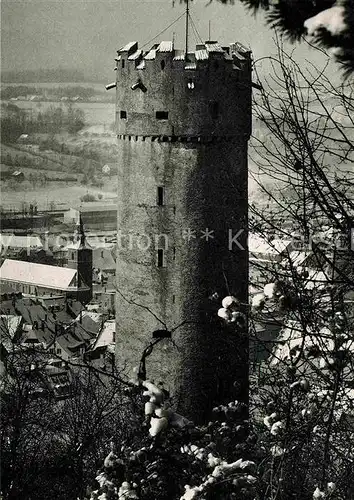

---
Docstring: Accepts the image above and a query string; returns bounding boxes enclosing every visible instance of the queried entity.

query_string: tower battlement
[115,40,252,138]
[116,40,251,72]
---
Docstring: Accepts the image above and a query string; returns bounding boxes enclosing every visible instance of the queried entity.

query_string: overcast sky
[1,0,329,81]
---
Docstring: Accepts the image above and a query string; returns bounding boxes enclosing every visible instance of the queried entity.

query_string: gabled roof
[93,247,116,271]
[74,310,102,335]
[0,259,78,291]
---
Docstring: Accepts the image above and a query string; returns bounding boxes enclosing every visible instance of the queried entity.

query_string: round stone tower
[114,40,252,422]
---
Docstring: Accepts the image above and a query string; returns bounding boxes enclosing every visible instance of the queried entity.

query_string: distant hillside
[1,68,88,83]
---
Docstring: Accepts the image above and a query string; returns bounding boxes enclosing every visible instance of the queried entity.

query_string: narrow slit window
[156,111,169,120]
[120,110,127,119]
[157,249,165,267]
[157,186,164,206]
[122,59,125,68]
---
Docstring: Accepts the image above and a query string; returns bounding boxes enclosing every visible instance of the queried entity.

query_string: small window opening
[56,348,62,355]
[160,60,165,70]
[173,247,176,260]
[187,78,195,90]
[120,110,127,119]
[157,186,164,206]
[157,249,165,267]
[122,59,125,69]
[172,294,176,304]
[209,101,219,120]
[156,111,169,120]
[101,250,104,258]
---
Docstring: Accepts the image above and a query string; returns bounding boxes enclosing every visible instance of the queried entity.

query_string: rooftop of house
[92,247,116,272]
[0,295,91,357]
[91,319,115,350]
[0,259,89,291]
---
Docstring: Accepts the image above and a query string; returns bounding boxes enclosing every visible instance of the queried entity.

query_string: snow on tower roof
[144,48,157,60]
[158,41,173,52]
[205,41,224,53]
[92,319,115,350]
[195,49,209,61]
[128,49,143,60]
[119,41,138,53]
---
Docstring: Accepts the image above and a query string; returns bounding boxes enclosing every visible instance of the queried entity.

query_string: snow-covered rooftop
[0,259,78,291]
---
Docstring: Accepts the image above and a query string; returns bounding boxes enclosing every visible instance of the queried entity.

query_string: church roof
[0,259,78,291]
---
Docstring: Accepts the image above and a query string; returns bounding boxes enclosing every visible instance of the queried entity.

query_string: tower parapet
[115,40,252,139]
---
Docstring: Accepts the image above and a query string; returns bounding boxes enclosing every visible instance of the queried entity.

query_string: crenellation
[115,39,252,138]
